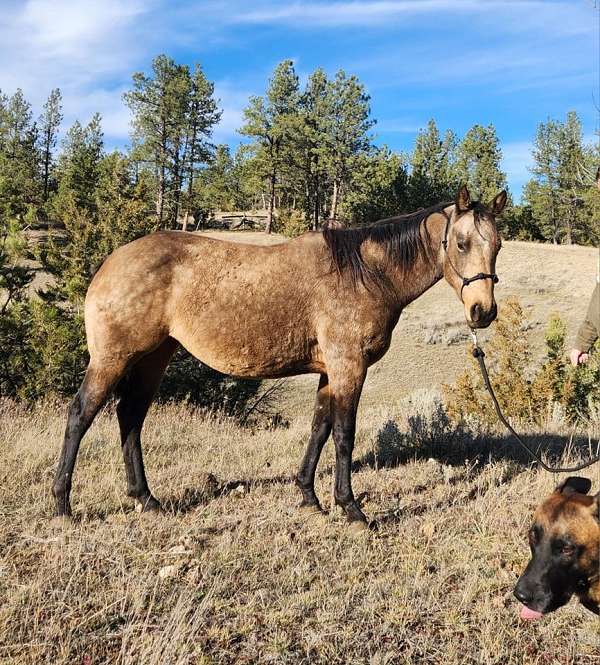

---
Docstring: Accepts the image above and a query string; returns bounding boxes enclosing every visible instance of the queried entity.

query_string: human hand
[570,349,589,366]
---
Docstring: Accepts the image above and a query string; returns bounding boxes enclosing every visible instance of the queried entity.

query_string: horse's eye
[457,240,467,252]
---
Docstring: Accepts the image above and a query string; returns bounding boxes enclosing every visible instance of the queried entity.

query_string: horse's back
[84,230,328,376]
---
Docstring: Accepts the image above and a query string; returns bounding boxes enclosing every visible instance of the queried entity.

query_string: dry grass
[2,237,599,663]
[1,393,598,664]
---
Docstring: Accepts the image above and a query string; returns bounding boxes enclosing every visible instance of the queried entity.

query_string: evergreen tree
[556,111,586,244]
[324,70,374,220]
[239,60,300,233]
[341,147,408,223]
[0,89,41,222]
[408,120,457,208]
[198,144,237,212]
[124,55,220,228]
[523,112,592,244]
[456,124,507,203]
[298,68,331,229]
[38,88,63,203]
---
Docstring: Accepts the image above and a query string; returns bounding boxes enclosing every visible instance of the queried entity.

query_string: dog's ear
[556,476,592,496]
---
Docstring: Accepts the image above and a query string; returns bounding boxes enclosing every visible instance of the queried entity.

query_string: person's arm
[571,283,599,365]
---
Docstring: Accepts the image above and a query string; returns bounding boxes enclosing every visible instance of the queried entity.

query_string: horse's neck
[384,210,448,307]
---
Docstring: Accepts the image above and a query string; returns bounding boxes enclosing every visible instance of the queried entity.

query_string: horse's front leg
[329,361,368,527]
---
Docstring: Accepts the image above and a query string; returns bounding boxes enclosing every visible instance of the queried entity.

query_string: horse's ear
[455,185,471,213]
[490,190,507,215]
[595,166,600,191]
[555,476,592,496]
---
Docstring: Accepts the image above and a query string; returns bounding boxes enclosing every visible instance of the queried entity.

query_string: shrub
[273,209,309,237]
[443,296,600,429]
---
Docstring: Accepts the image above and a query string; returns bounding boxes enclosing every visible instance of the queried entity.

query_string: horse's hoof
[298,502,323,515]
[348,520,369,536]
[50,514,73,529]
[135,496,163,514]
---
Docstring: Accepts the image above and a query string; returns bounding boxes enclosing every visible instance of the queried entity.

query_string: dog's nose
[514,584,532,605]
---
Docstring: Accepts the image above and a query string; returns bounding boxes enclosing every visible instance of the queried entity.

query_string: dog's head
[514,476,600,619]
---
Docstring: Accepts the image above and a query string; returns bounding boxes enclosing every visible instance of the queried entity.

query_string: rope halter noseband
[440,208,499,302]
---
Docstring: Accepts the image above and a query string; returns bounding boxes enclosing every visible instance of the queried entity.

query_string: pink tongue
[520,605,543,620]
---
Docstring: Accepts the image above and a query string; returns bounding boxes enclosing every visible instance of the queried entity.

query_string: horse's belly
[172,320,322,379]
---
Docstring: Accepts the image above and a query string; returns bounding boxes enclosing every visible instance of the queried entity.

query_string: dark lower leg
[52,369,115,516]
[330,372,367,524]
[333,421,367,523]
[116,338,177,511]
[296,375,331,510]
[117,399,160,511]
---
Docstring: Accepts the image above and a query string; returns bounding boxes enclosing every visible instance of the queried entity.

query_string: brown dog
[514,476,599,619]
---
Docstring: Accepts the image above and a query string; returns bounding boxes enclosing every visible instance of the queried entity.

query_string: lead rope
[469,330,600,473]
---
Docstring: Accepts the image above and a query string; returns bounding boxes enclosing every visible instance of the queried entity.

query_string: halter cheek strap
[441,210,499,302]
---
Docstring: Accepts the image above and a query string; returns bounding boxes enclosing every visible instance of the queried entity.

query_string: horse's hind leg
[296,374,331,512]
[53,361,127,517]
[116,337,178,512]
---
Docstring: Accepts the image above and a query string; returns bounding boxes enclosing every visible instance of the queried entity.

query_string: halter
[440,209,499,301]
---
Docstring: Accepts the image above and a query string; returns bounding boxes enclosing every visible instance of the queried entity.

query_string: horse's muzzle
[468,302,497,329]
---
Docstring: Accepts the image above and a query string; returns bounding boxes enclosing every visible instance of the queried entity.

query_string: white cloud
[19,0,147,59]
[234,0,583,32]
[0,0,156,144]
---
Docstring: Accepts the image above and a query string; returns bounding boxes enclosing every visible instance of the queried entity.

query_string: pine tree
[0,89,42,222]
[299,68,331,229]
[124,55,220,228]
[523,112,592,244]
[556,111,586,244]
[456,124,507,203]
[408,120,457,208]
[239,60,300,233]
[198,144,237,212]
[38,88,63,203]
[341,147,408,224]
[324,70,374,220]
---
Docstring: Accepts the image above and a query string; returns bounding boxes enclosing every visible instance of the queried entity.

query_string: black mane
[322,200,452,287]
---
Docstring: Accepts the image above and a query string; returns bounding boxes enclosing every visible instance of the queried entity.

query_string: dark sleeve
[575,283,600,352]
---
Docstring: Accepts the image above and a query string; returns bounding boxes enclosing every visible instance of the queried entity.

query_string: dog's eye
[560,544,576,557]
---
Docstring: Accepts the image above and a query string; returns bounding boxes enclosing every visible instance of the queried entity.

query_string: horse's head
[442,185,505,329]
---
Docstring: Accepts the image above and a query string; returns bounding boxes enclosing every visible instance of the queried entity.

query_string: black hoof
[135,494,162,513]
[298,500,324,515]
[340,501,368,526]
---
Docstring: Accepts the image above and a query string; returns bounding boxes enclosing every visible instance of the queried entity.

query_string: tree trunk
[312,156,320,231]
[266,171,275,234]
[330,179,340,221]
[156,164,165,225]
[42,128,51,202]
[313,172,320,231]
[156,120,168,226]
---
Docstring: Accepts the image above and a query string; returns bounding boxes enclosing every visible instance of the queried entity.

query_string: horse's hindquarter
[169,234,325,377]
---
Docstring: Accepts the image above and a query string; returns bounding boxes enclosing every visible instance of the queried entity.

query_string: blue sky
[0,0,598,199]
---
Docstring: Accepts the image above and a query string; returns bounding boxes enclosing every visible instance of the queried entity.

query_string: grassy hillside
[1,237,598,664]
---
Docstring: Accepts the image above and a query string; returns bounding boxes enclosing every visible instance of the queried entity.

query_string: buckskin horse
[53,185,506,528]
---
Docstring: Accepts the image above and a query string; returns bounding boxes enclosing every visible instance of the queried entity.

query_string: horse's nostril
[470,303,482,322]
